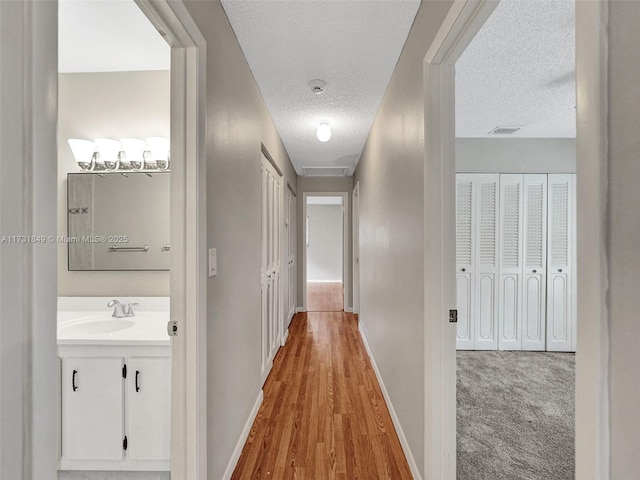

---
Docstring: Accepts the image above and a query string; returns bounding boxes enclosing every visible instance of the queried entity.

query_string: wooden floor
[231,311,413,479]
[307,282,344,312]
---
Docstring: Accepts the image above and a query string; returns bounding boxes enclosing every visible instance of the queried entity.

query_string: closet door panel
[473,174,499,350]
[522,175,547,350]
[546,174,574,351]
[456,175,474,349]
[498,174,523,350]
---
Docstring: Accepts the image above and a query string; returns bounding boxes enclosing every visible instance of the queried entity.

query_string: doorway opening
[304,194,348,312]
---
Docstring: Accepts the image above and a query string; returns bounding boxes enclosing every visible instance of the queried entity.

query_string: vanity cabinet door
[126,357,171,461]
[61,357,124,461]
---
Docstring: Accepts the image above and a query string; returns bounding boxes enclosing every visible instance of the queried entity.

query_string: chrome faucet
[107,300,138,318]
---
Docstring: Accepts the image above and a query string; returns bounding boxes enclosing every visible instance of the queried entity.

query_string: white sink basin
[60,317,136,335]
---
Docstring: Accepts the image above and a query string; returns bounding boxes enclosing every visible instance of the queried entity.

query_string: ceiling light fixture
[309,79,326,95]
[316,123,331,142]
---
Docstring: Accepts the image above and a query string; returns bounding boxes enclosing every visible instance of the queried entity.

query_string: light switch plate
[208,248,217,277]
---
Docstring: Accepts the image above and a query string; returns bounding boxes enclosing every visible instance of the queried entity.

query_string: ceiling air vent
[489,126,521,135]
[302,167,348,177]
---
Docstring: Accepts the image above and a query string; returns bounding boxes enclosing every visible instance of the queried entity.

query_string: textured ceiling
[221,0,421,175]
[58,0,169,73]
[455,0,575,138]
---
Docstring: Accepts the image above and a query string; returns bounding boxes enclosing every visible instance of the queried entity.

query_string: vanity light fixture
[67,139,96,171]
[316,122,331,143]
[67,137,170,172]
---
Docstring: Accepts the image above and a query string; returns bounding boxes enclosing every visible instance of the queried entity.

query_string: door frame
[424,0,609,478]
[135,2,208,477]
[302,191,350,312]
[352,182,360,315]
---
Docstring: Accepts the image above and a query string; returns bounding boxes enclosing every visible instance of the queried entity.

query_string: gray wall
[296,176,353,307]
[352,2,454,476]
[456,138,576,173]
[181,2,298,479]
[608,2,640,477]
[306,204,343,282]
[57,71,170,296]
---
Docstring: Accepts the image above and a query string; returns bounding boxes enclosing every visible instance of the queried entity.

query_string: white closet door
[498,174,523,350]
[474,174,500,350]
[522,175,548,350]
[456,174,475,349]
[546,174,575,351]
[260,161,271,381]
[286,191,296,326]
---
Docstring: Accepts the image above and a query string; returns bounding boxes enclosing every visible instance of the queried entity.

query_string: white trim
[352,182,360,315]
[302,192,350,312]
[575,1,610,477]
[345,307,353,313]
[423,2,499,478]
[281,328,290,347]
[296,307,306,314]
[221,390,264,480]
[358,323,422,480]
[135,2,208,478]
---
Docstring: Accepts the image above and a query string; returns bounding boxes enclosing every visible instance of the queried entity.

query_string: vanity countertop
[57,310,170,346]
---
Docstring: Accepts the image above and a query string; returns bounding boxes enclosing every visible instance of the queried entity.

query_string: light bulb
[317,123,331,142]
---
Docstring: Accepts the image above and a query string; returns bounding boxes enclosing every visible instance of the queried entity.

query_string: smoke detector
[309,79,326,95]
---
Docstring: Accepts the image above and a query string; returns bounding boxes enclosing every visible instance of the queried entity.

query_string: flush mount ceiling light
[316,122,332,142]
[309,79,326,95]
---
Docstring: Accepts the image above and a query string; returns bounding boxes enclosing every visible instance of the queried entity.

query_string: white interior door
[261,153,283,382]
[286,190,296,325]
[352,184,360,315]
[522,174,548,350]
[498,174,523,350]
[474,174,500,350]
[546,174,575,352]
[456,174,474,349]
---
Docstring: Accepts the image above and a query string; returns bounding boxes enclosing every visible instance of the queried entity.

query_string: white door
[498,174,523,350]
[126,357,171,461]
[61,357,124,461]
[456,174,474,349]
[522,174,548,350]
[286,190,297,325]
[352,183,360,315]
[261,154,283,382]
[546,174,575,351]
[474,174,500,350]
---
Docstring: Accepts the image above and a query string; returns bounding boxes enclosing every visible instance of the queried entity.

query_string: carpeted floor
[457,351,575,480]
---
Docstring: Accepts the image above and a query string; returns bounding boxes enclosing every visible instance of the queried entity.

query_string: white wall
[296,176,353,306]
[180,2,298,478]
[306,203,343,283]
[607,1,640,476]
[352,2,454,476]
[456,138,576,173]
[58,71,170,296]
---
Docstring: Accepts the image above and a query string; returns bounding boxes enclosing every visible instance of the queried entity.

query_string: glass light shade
[67,139,96,166]
[94,138,122,164]
[120,138,147,163]
[146,137,170,161]
[316,123,331,142]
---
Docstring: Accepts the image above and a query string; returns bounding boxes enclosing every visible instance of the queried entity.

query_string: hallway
[307,282,344,312]
[231,311,412,479]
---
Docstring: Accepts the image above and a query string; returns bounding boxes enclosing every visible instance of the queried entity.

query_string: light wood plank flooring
[307,282,344,312]
[231,311,413,479]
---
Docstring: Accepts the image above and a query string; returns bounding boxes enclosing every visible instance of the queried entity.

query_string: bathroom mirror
[67,172,170,271]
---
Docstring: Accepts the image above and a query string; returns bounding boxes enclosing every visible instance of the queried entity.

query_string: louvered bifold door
[498,175,523,350]
[456,174,475,349]
[546,174,575,352]
[473,174,500,350]
[522,175,548,350]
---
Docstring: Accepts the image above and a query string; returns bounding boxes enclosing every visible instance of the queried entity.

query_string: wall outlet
[208,248,217,277]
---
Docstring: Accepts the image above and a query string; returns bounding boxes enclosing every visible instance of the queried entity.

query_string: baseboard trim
[358,322,423,480]
[222,390,264,480]
[345,307,353,313]
[296,307,306,314]
[281,328,289,346]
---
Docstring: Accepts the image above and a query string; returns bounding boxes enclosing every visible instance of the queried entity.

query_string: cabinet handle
[72,369,78,391]
[135,370,140,392]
